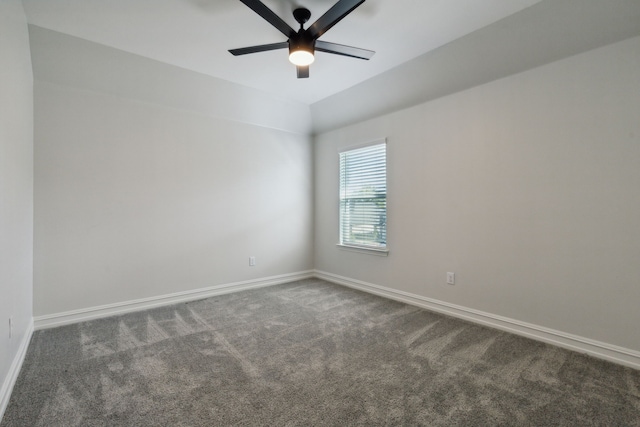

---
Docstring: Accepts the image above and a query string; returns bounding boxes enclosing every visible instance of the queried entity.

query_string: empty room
[2,0,640,425]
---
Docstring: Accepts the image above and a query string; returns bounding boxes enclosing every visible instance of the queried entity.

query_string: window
[339,141,387,253]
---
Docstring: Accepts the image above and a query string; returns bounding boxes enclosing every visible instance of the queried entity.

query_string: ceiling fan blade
[229,42,289,56]
[238,0,296,38]
[315,40,374,60]
[307,0,366,40]
[297,66,309,79]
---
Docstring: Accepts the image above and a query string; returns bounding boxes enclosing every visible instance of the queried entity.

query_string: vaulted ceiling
[22,0,542,105]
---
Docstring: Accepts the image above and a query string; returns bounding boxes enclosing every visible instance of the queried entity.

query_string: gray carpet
[3,279,640,426]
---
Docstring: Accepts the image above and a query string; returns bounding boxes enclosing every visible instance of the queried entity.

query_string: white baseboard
[314,270,640,370]
[0,318,34,422]
[34,270,314,330]
[30,269,640,370]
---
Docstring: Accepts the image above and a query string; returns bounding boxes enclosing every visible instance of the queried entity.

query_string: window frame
[337,139,389,256]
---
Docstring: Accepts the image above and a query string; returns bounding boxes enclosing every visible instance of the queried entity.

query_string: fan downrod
[293,8,311,28]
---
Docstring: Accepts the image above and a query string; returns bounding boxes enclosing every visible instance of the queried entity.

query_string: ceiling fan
[229,0,375,78]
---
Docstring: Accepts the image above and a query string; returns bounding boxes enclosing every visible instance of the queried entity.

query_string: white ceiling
[22,0,542,105]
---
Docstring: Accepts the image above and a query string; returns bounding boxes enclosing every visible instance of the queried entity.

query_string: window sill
[336,244,389,257]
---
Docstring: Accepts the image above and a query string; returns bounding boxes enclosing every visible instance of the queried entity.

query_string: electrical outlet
[446,272,455,285]
[249,256,256,266]
[9,316,13,339]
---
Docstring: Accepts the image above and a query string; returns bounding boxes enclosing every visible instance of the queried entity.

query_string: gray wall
[0,0,34,413]
[314,36,640,352]
[30,28,313,317]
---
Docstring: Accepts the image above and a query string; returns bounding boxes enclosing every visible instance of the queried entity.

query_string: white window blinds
[339,142,387,249]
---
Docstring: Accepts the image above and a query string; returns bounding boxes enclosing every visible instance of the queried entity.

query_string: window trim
[336,243,389,256]
[337,138,388,255]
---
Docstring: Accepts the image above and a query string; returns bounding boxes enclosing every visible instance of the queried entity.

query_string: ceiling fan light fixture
[229,1,375,79]
[289,36,315,66]
[289,49,315,66]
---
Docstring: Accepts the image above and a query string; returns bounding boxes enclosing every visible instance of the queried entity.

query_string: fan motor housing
[289,31,315,54]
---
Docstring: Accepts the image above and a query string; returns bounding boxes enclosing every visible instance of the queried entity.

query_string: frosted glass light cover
[289,50,314,66]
